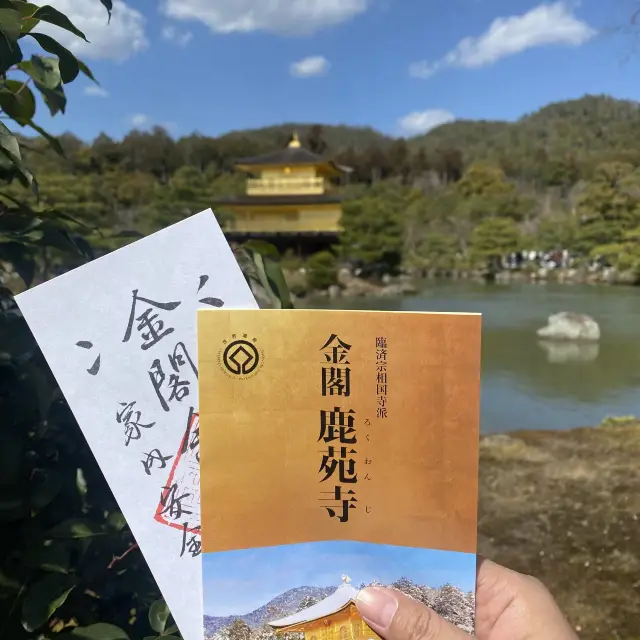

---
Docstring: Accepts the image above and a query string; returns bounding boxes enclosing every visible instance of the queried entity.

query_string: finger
[355,587,468,640]
[476,556,521,602]
[475,557,579,639]
[477,555,522,588]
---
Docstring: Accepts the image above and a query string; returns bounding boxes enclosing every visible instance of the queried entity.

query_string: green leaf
[25,541,70,574]
[0,209,42,236]
[107,511,127,531]
[26,121,64,156]
[20,16,39,34]
[77,58,97,83]
[248,246,293,309]
[0,496,27,522]
[76,468,87,498]
[36,224,81,253]
[0,124,34,187]
[2,1,40,17]
[21,573,75,632]
[165,625,179,635]
[18,57,66,115]
[14,1,42,35]
[0,241,35,286]
[148,599,170,634]
[244,239,280,258]
[0,120,22,164]
[0,80,36,124]
[0,7,21,41]
[0,569,22,593]
[72,623,130,640]
[30,5,87,41]
[98,0,112,21]
[20,54,61,89]
[261,254,293,309]
[28,32,80,83]
[35,80,66,115]
[48,518,104,539]
[0,28,22,74]
[31,468,64,513]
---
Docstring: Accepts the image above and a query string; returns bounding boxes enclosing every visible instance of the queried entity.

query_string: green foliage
[452,163,529,223]
[148,600,171,635]
[536,214,577,252]
[340,182,408,275]
[409,95,640,178]
[575,162,640,251]
[306,250,338,290]
[469,217,521,270]
[592,227,640,278]
[0,5,294,640]
[409,233,459,271]
[234,241,293,309]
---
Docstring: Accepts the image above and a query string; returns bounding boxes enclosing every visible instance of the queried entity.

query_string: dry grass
[479,421,640,639]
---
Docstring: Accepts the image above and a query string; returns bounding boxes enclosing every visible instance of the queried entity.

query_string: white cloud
[290,55,330,77]
[35,0,148,62]
[160,0,368,36]
[398,109,455,135]
[408,60,439,80]
[84,85,109,97]
[130,113,149,127]
[409,1,596,79]
[161,25,193,46]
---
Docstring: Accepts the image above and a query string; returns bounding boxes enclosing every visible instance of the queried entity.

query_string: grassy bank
[478,418,640,639]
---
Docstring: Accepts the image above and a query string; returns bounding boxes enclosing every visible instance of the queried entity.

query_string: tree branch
[107,543,138,569]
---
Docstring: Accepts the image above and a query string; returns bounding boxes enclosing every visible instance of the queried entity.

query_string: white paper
[15,210,258,640]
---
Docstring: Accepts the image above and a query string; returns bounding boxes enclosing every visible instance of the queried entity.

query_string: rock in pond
[537,340,600,363]
[536,312,600,341]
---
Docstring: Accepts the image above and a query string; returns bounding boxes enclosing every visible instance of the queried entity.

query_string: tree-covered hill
[19,94,640,173]
[8,93,640,282]
[410,94,640,172]
[408,120,509,156]
[216,122,393,153]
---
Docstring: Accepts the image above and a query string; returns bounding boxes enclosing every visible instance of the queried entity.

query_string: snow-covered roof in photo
[268,583,359,628]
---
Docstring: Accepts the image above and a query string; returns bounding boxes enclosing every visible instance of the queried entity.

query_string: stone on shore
[337,271,417,298]
[536,311,601,341]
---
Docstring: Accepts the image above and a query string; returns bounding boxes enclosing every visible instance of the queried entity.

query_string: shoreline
[478,418,640,639]
[288,267,639,301]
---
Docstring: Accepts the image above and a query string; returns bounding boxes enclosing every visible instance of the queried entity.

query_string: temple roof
[235,133,352,174]
[268,582,359,629]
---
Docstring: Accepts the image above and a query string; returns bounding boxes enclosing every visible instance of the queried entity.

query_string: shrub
[306,251,338,291]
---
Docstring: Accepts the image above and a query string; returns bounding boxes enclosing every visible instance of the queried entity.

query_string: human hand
[355,557,579,640]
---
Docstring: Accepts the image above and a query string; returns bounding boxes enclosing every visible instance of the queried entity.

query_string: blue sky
[22,0,640,141]
[202,541,476,617]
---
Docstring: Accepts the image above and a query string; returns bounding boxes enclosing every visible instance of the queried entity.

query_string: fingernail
[356,588,399,630]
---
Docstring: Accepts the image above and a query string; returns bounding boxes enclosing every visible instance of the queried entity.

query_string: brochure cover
[197,309,481,638]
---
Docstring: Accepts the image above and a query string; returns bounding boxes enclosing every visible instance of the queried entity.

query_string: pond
[307,281,640,433]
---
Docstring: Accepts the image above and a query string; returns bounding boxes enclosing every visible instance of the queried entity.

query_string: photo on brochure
[202,540,476,640]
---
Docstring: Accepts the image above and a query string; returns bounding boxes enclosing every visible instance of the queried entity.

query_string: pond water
[307,281,640,434]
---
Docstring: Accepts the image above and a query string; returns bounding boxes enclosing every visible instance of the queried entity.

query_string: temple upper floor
[234,133,352,198]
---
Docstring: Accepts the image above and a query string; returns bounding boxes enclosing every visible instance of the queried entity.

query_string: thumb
[355,587,468,640]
